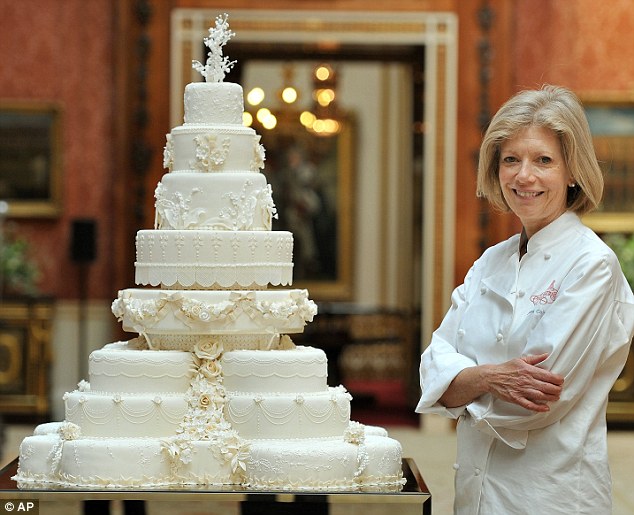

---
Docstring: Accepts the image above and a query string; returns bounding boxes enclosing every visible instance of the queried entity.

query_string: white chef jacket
[416,212,634,515]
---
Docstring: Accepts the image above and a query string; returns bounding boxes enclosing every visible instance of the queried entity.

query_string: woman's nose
[516,160,535,182]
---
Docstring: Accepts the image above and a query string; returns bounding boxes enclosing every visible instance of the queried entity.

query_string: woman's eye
[502,156,517,163]
[538,156,552,164]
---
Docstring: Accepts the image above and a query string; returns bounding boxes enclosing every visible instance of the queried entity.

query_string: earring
[569,183,577,188]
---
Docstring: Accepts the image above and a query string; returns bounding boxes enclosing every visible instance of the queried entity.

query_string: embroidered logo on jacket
[530,280,558,305]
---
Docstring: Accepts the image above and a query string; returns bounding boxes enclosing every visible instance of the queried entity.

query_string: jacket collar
[523,211,581,256]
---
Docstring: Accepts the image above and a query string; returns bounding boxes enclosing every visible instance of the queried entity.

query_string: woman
[416,85,634,514]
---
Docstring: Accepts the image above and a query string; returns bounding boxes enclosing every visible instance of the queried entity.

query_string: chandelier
[244,62,344,137]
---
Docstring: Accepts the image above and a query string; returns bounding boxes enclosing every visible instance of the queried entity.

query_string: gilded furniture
[0,298,53,420]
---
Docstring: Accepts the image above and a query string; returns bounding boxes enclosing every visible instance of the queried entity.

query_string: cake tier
[221,346,328,393]
[167,125,264,173]
[112,289,317,344]
[184,82,244,125]
[13,424,403,491]
[247,434,405,491]
[154,172,275,230]
[89,342,196,393]
[64,390,187,437]
[13,428,238,488]
[225,386,351,440]
[135,230,293,289]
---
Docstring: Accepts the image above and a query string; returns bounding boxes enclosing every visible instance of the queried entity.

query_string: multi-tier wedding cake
[13,15,405,491]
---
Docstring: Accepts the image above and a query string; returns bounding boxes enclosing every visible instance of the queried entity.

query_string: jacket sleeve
[416,265,480,418]
[467,253,634,448]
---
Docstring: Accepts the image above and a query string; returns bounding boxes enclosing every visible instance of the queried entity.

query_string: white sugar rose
[194,338,223,360]
[199,393,212,409]
[199,359,222,379]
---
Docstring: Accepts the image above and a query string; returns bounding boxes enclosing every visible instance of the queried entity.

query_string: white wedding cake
[13,15,405,491]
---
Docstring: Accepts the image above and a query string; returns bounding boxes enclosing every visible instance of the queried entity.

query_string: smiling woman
[416,85,634,514]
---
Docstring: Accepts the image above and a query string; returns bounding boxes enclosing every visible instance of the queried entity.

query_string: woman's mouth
[514,189,543,198]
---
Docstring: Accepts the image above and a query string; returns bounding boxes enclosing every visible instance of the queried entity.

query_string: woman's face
[498,125,572,238]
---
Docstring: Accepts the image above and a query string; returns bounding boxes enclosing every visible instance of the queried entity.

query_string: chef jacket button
[496,333,503,341]
[480,286,487,295]
[474,468,481,476]
[453,463,460,470]
[517,290,525,297]
[457,329,465,337]
[544,253,551,260]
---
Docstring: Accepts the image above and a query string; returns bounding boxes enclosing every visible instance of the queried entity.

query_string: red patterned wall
[0,0,116,300]
[514,0,634,93]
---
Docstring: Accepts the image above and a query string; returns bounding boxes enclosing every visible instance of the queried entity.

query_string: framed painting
[256,112,355,300]
[582,96,634,233]
[0,101,63,217]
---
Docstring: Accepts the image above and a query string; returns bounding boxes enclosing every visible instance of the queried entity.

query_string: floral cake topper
[192,13,236,82]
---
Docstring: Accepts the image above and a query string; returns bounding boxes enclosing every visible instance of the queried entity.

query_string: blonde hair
[476,85,603,215]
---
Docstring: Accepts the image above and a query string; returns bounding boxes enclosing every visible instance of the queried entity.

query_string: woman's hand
[482,353,564,412]
[439,353,564,412]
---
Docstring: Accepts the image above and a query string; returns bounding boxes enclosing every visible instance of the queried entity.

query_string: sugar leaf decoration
[192,13,236,83]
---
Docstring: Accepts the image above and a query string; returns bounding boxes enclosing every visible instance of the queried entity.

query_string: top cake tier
[184,82,244,125]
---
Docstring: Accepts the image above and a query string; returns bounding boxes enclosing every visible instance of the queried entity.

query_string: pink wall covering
[514,0,634,93]
[0,0,116,300]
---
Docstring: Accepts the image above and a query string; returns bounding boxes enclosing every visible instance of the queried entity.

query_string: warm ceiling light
[307,117,341,136]
[281,86,298,104]
[300,111,316,127]
[315,65,332,81]
[256,108,277,129]
[316,88,335,106]
[261,113,277,130]
[256,107,272,123]
[247,87,265,106]
[242,112,253,127]
[323,119,340,133]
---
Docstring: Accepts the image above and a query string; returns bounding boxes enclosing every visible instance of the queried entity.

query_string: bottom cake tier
[13,422,405,491]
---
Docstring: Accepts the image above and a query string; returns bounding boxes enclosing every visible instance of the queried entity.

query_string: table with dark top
[0,457,430,514]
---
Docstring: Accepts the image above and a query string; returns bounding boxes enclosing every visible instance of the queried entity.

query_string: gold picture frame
[255,113,355,301]
[581,95,634,233]
[0,101,63,217]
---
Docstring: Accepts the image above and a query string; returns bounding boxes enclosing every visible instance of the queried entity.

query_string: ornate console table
[0,297,54,421]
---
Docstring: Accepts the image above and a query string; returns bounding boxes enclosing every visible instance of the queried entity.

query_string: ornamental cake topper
[192,13,236,82]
